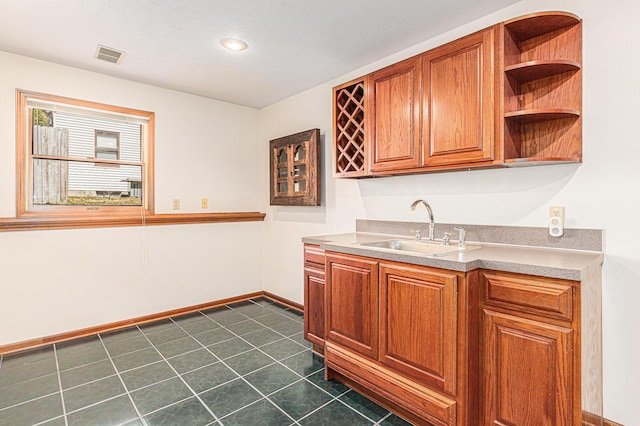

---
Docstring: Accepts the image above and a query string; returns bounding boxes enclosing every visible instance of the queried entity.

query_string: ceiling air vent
[94,45,125,64]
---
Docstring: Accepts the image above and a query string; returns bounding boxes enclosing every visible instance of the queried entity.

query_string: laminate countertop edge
[302,232,603,281]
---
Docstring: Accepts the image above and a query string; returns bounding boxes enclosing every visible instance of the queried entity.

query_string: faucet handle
[454,226,466,247]
[442,232,455,245]
[410,230,422,241]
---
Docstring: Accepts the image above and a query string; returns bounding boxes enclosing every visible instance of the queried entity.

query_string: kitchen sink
[359,239,480,257]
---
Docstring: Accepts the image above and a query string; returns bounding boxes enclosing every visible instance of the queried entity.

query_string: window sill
[0,212,266,232]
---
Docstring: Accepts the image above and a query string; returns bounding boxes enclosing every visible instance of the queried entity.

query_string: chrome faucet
[410,199,435,241]
[454,226,466,247]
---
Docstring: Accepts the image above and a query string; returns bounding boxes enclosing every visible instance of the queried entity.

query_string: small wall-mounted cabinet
[270,128,320,206]
[331,11,582,177]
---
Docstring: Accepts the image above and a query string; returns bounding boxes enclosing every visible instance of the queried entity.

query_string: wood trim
[0,211,266,232]
[16,89,157,218]
[263,291,303,311]
[582,411,626,426]
[0,290,300,355]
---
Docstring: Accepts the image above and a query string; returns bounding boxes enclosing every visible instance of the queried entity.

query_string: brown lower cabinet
[303,244,326,351]
[304,249,601,426]
[480,271,579,426]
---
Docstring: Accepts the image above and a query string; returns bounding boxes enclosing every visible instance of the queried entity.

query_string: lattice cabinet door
[269,128,320,206]
[333,77,367,177]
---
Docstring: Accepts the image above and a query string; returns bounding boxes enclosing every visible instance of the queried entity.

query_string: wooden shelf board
[504,109,580,124]
[503,157,582,167]
[504,11,580,41]
[505,60,581,83]
[0,212,266,232]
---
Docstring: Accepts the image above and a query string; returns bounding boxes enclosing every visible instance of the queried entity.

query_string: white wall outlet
[549,206,565,237]
[201,198,208,209]
[172,199,181,210]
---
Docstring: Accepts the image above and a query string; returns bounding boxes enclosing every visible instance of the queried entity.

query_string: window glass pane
[32,159,142,206]
[51,111,141,162]
[96,132,118,149]
[96,151,118,161]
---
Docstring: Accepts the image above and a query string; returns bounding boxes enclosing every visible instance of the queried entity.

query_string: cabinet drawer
[304,244,325,266]
[481,271,574,322]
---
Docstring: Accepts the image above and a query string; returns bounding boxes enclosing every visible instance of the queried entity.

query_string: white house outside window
[16,90,155,218]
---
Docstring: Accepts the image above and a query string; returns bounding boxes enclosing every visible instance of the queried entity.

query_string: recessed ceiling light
[220,38,248,52]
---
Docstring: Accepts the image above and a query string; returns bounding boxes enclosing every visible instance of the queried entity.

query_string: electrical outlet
[172,199,180,210]
[201,198,208,209]
[549,206,565,218]
[549,206,565,237]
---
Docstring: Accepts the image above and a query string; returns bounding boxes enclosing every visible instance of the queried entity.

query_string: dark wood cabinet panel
[482,309,574,425]
[368,57,422,172]
[482,270,575,322]
[304,266,325,348]
[379,263,458,394]
[303,244,326,350]
[422,27,496,167]
[325,253,379,359]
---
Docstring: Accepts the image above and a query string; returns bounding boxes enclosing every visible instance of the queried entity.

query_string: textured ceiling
[0,0,518,108]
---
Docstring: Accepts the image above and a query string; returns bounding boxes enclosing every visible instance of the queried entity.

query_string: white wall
[0,51,263,345]
[259,0,640,423]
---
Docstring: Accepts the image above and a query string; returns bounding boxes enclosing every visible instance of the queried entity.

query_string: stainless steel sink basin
[359,239,480,257]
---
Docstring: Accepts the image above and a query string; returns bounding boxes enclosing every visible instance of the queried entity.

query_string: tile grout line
[52,344,69,426]
[171,314,299,424]
[223,302,384,424]
[0,386,60,413]
[97,334,149,426]
[135,325,223,425]
[191,307,351,422]
[376,412,394,424]
[62,372,119,392]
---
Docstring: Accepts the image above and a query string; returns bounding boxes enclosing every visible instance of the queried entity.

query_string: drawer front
[304,244,326,266]
[481,271,574,322]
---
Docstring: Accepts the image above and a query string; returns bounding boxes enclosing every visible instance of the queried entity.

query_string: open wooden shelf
[502,11,582,163]
[505,60,580,83]
[504,108,580,124]
[503,157,581,167]
[504,11,580,41]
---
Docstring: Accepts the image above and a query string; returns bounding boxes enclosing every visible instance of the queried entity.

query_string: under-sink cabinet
[323,252,474,426]
[303,245,602,425]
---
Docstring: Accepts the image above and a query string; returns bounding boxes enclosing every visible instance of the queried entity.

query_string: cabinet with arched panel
[269,128,320,206]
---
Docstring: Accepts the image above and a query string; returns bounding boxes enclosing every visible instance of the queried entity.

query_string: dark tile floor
[0,298,413,426]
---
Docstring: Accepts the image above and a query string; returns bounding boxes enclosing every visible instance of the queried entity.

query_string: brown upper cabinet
[368,57,422,172]
[422,27,496,167]
[332,11,582,177]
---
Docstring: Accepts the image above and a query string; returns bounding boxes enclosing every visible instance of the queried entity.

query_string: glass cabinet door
[276,148,289,195]
[269,129,320,206]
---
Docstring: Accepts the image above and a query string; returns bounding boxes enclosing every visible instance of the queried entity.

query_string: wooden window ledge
[0,212,266,232]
